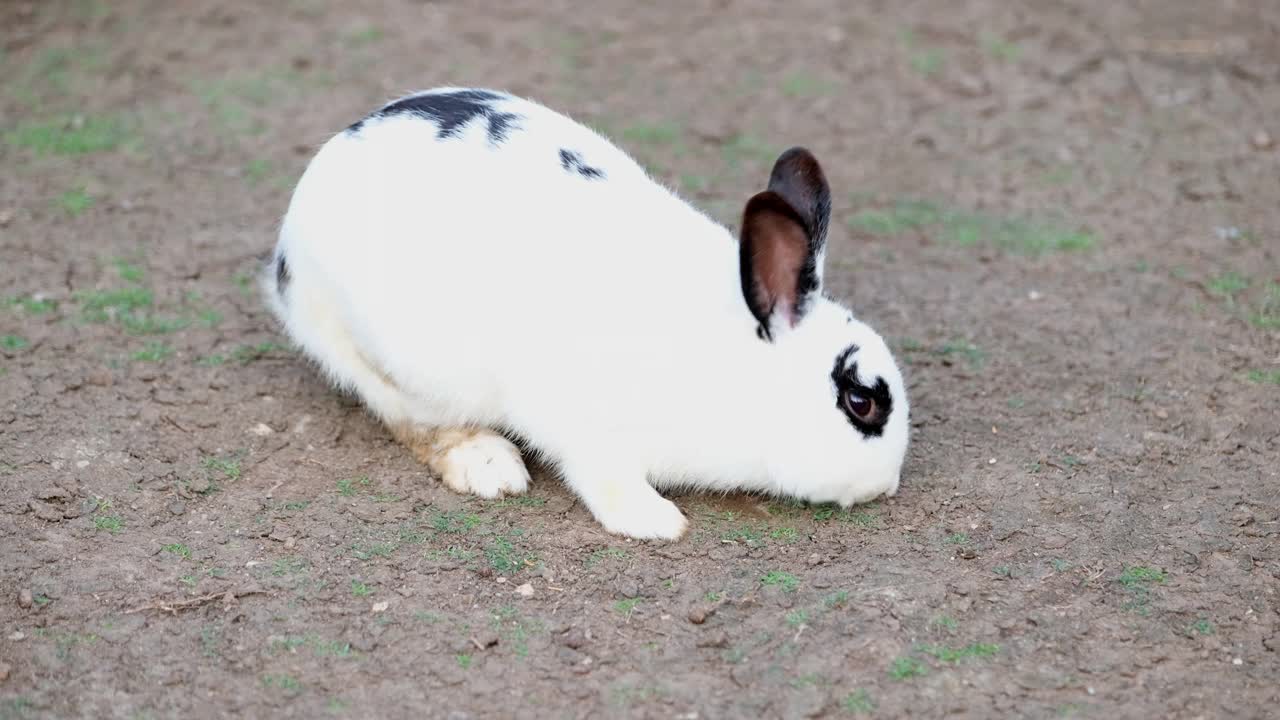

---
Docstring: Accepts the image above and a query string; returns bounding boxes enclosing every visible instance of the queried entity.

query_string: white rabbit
[265,87,909,540]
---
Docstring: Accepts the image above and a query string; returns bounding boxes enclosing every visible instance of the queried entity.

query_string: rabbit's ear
[739,148,830,337]
[765,147,830,261]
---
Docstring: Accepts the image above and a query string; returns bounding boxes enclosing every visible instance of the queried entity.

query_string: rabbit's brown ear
[739,148,831,338]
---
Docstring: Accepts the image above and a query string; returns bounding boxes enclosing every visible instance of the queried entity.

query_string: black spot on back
[348,89,523,144]
[558,148,605,180]
[276,254,291,295]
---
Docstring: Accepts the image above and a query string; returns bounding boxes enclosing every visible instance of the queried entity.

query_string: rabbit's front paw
[596,491,688,541]
[431,430,531,499]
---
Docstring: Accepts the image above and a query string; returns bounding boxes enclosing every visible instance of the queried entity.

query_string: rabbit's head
[739,148,910,507]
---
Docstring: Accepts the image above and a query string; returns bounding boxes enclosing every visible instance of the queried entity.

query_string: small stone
[1028,290,1043,301]
[557,628,587,649]
[514,582,534,598]
[167,500,186,516]
[1154,408,1169,420]
[18,589,33,609]
[250,423,274,437]
[283,537,296,550]
[495,576,506,584]
[85,371,113,387]
[688,605,718,624]
[8,631,25,641]
[371,601,389,613]
[0,660,10,681]
[1252,129,1273,150]
[1232,657,1243,665]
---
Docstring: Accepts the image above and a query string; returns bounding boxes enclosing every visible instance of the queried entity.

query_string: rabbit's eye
[843,390,876,421]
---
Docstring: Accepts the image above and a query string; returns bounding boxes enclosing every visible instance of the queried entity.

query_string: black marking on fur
[348,89,523,144]
[558,148,605,180]
[275,254,291,295]
[831,345,893,438]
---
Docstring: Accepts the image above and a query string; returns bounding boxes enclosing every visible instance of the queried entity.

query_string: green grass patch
[841,689,876,714]
[761,571,800,593]
[931,615,959,631]
[1250,283,1280,328]
[7,296,57,314]
[888,656,928,680]
[944,532,970,545]
[350,579,374,597]
[55,187,95,215]
[485,535,534,574]
[620,121,682,147]
[232,342,286,364]
[1,335,29,351]
[1117,566,1165,614]
[94,515,123,533]
[430,509,482,534]
[980,33,1021,61]
[848,199,1095,255]
[492,496,546,508]
[585,547,628,567]
[121,313,188,335]
[920,642,999,663]
[935,339,986,368]
[1245,369,1280,385]
[131,342,173,362]
[1118,566,1165,588]
[336,476,370,497]
[346,26,385,46]
[614,597,641,615]
[1207,271,1249,297]
[785,609,810,628]
[823,590,850,609]
[720,133,778,170]
[782,73,834,98]
[243,158,272,186]
[202,453,243,481]
[260,674,302,692]
[271,557,307,576]
[352,542,396,561]
[161,543,192,559]
[1189,618,1215,636]
[78,287,153,322]
[8,115,130,155]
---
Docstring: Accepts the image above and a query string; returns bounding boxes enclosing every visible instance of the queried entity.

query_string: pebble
[167,500,186,516]
[514,582,535,598]
[250,423,274,437]
[8,631,25,642]
[17,589,33,609]
[371,601,389,613]
[1252,129,1273,150]
[0,660,10,681]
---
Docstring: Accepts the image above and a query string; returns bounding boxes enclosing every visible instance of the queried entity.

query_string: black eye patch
[831,345,893,437]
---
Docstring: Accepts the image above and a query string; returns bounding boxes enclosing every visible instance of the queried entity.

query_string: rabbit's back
[273,88,748,419]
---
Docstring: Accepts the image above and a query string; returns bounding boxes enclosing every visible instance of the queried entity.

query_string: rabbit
[264,87,910,540]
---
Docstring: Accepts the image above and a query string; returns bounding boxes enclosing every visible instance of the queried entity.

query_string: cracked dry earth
[2,1,1279,718]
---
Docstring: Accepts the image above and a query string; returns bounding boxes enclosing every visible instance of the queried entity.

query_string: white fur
[265,88,910,539]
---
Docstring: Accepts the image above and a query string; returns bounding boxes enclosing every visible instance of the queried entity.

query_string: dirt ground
[2,1,1278,718]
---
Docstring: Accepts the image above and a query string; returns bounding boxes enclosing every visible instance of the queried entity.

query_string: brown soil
[2,1,1278,718]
